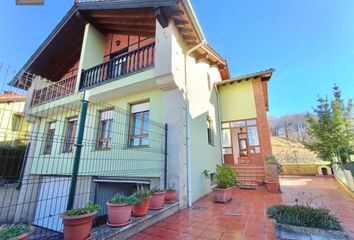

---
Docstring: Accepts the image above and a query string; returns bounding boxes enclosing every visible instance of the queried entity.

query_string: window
[129,102,149,147]
[44,122,56,154]
[63,117,78,153]
[97,110,113,150]
[207,117,214,145]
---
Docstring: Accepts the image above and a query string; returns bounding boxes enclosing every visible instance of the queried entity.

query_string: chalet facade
[11,0,274,231]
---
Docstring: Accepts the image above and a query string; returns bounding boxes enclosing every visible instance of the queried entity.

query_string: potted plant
[165,183,177,204]
[0,224,33,240]
[149,188,166,210]
[61,202,100,240]
[213,164,239,203]
[107,194,141,227]
[267,204,351,240]
[132,187,152,217]
[264,155,281,193]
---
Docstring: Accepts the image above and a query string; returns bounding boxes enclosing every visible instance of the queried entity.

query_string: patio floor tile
[129,176,354,239]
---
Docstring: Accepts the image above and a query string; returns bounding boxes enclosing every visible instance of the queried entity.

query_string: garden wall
[281,163,330,176]
[332,165,354,193]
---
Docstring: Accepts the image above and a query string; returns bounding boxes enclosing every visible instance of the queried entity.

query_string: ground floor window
[63,117,77,153]
[44,122,56,154]
[221,118,261,161]
[129,101,149,147]
[97,109,113,150]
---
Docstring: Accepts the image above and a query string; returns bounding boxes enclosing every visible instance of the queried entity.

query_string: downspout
[185,40,207,207]
[215,85,224,164]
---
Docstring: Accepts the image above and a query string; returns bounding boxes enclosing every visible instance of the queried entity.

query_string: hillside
[271,137,325,164]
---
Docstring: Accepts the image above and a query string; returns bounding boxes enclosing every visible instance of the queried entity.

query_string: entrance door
[34,177,70,232]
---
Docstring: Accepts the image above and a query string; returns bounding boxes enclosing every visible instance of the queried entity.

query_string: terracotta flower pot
[107,202,133,227]
[255,178,265,186]
[165,190,176,204]
[132,196,151,217]
[213,186,233,203]
[266,181,279,193]
[61,211,97,240]
[149,191,166,210]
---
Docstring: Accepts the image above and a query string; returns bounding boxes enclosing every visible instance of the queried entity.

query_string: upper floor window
[129,102,149,147]
[63,117,78,153]
[44,122,56,154]
[207,117,214,145]
[97,109,113,150]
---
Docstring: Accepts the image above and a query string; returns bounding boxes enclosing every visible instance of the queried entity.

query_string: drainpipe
[215,85,224,164]
[184,40,207,207]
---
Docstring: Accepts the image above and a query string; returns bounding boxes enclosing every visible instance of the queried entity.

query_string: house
[9,0,274,232]
[0,91,29,145]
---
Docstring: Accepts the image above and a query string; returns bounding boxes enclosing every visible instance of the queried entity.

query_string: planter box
[213,187,233,203]
[273,222,352,240]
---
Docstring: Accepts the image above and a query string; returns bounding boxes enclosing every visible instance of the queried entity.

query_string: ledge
[91,202,179,240]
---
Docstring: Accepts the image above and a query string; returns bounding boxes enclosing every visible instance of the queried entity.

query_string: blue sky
[1,0,353,116]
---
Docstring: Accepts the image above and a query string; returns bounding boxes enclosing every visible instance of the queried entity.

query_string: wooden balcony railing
[80,43,155,90]
[31,75,77,106]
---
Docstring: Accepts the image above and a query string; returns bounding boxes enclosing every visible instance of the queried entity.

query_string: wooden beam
[178,28,193,35]
[87,9,154,18]
[196,53,208,60]
[154,7,169,28]
[102,29,155,37]
[173,17,189,26]
[163,6,184,17]
[100,24,155,32]
[94,18,156,26]
[183,35,197,41]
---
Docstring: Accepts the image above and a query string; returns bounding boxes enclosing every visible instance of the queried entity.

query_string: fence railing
[31,75,77,106]
[79,43,155,90]
[1,66,168,239]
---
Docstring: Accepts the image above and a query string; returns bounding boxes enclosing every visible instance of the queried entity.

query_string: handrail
[80,43,155,90]
[31,75,77,106]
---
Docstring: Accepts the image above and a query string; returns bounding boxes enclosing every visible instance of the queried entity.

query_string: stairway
[230,164,265,189]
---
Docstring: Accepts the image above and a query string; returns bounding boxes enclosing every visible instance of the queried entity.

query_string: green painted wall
[30,88,164,178]
[218,81,257,121]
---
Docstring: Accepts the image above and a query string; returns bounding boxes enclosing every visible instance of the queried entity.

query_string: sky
[1,0,353,116]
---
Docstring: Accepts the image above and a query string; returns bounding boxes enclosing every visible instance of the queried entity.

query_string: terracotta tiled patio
[130,176,354,240]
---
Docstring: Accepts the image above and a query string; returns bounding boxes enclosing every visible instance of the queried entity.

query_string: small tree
[305,85,353,164]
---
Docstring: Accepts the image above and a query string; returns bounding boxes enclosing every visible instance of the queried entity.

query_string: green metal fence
[0,64,168,239]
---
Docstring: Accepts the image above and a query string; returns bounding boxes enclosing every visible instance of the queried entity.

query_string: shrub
[265,155,283,174]
[150,187,165,194]
[109,194,142,205]
[267,204,343,231]
[214,164,239,189]
[0,224,32,239]
[133,187,152,199]
[65,202,101,216]
[166,183,176,192]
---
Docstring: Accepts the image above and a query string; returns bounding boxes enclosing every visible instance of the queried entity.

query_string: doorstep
[91,202,179,240]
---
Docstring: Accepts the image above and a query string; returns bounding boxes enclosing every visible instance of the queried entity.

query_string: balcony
[31,75,77,106]
[79,43,155,90]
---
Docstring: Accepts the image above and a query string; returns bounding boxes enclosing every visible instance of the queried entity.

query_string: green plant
[65,202,101,216]
[150,187,165,194]
[109,194,142,205]
[214,164,239,189]
[304,85,353,164]
[265,155,283,174]
[166,183,176,192]
[0,224,32,239]
[267,204,343,231]
[133,187,152,199]
[202,169,210,179]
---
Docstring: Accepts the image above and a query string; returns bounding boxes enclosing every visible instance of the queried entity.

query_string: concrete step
[91,202,179,240]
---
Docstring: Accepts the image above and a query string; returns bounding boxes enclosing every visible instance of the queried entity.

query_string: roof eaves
[215,68,275,85]
[77,0,179,10]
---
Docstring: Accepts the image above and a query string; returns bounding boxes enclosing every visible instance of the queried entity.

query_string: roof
[0,91,26,103]
[11,0,230,89]
[215,68,275,86]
